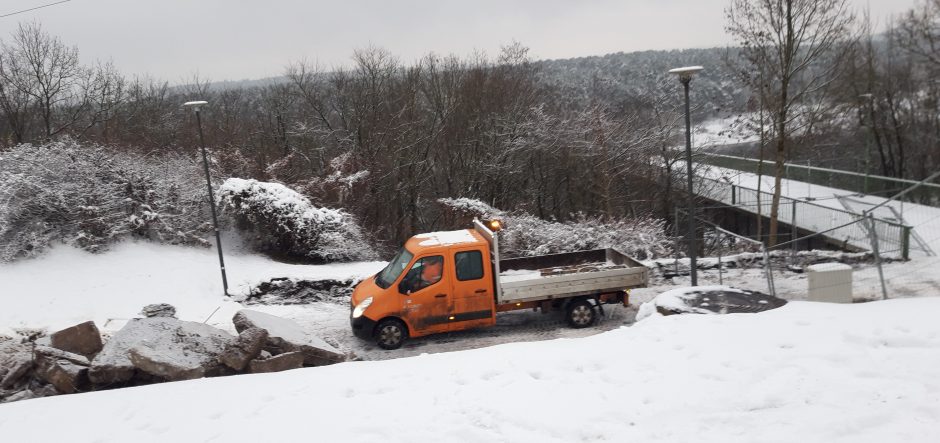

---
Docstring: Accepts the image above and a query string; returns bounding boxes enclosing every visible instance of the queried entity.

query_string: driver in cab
[402,256,443,294]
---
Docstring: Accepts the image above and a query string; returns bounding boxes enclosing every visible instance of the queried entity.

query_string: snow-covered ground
[2,296,939,442]
[694,115,760,147]
[1,239,939,441]
[0,242,385,336]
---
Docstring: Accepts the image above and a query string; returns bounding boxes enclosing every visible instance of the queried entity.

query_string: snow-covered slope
[1,297,938,442]
[0,242,385,335]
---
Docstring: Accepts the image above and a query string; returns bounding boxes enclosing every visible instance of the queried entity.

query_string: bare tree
[0,22,86,140]
[726,0,855,246]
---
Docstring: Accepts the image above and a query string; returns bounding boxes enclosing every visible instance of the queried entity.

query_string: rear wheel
[375,318,407,350]
[566,299,596,328]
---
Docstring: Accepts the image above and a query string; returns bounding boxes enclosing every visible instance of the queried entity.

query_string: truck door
[450,248,496,331]
[397,254,452,336]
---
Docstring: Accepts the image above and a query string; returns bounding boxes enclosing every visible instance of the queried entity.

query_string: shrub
[0,140,212,261]
[218,178,376,262]
[437,197,672,259]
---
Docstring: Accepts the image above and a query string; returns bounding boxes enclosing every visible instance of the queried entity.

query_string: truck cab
[350,229,497,349]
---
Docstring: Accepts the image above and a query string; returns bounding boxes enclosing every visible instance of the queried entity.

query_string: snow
[219,178,346,225]
[415,229,478,247]
[498,269,542,283]
[635,285,751,321]
[0,242,385,336]
[806,262,852,272]
[695,115,760,147]
[2,297,939,442]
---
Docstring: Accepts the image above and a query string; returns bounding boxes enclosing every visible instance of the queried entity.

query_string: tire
[374,318,407,350]
[566,299,596,328]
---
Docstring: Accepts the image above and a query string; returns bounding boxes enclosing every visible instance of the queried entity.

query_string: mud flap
[593,295,606,319]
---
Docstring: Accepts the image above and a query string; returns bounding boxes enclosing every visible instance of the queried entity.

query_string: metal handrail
[701,152,940,190]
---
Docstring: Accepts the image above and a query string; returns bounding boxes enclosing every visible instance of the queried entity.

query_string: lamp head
[183,100,209,112]
[668,66,704,83]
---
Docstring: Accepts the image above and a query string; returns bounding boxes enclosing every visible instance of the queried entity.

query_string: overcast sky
[0,0,920,83]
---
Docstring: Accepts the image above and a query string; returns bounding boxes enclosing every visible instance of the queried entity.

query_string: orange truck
[350,220,649,349]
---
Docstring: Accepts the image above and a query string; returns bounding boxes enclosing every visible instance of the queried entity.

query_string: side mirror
[398,280,410,295]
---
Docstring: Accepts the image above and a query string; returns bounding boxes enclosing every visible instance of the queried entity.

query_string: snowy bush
[218,178,376,262]
[0,140,213,261]
[437,198,672,259]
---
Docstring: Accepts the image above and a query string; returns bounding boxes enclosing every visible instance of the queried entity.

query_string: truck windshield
[374,247,414,289]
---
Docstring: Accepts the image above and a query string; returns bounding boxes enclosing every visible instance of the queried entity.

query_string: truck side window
[455,250,484,281]
[400,255,444,293]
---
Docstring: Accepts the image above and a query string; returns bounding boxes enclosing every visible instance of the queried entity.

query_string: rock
[49,321,103,358]
[35,346,91,366]
[259,350,273,359]
[233,310,346,366]
[2,384,59,404]
[0,340,34,389]
[0,356,32,389]
[128,346,204,381]
[34,346,90,394]
[3,388,36,403]
[35,356,88,394]
[249,351,304,373]
[141,303,177,318]
[219,328,268,371]
[89,317,233,385]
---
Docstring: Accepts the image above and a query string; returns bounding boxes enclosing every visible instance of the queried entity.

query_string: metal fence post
[902,225,911,261]
[762,245,775,296]
[866,213,889,300]
[790,201,798,264]
[718,241,723,285]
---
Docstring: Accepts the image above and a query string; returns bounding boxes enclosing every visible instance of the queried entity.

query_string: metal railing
[699,153,940,206]
[697,176,912,259]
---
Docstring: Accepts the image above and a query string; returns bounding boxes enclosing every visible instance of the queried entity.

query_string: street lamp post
[183,100,229,296]
[669,66,704,286]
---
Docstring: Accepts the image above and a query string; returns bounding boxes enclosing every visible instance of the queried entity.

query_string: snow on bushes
[218,178,376,262]
[438,197,672,259]
[0,140,212,261]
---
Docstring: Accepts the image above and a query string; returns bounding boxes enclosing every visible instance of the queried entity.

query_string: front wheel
[374,318,407,350]
[566,299,596,328]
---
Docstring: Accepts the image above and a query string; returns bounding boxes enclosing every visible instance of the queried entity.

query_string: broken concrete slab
[249,351,304,373]
[49,321,103,358]
[0,356,32,389]
[219,328,268,371]
[35,346,91,366]
[141,303,177,319]
[0,340,34,390]
[35,357,88,394]
[128,346,205,381]
[1,384,58,403]
[89,317,234,385]
[233,310,346,366]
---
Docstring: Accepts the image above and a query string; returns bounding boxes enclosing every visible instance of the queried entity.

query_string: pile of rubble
[0,307,347,404]
[242,277,357,305]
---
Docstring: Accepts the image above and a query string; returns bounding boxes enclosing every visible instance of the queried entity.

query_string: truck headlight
[352,297,373,319]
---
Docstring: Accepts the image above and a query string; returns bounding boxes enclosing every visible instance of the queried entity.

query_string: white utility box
[806,262,853,303]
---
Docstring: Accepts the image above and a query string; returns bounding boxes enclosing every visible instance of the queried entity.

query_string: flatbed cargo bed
[496,248,648,304]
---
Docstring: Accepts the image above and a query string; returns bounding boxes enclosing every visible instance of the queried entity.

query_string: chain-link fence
[699,153,940,206]
[697,175,912,259]
[661,169,940,303]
